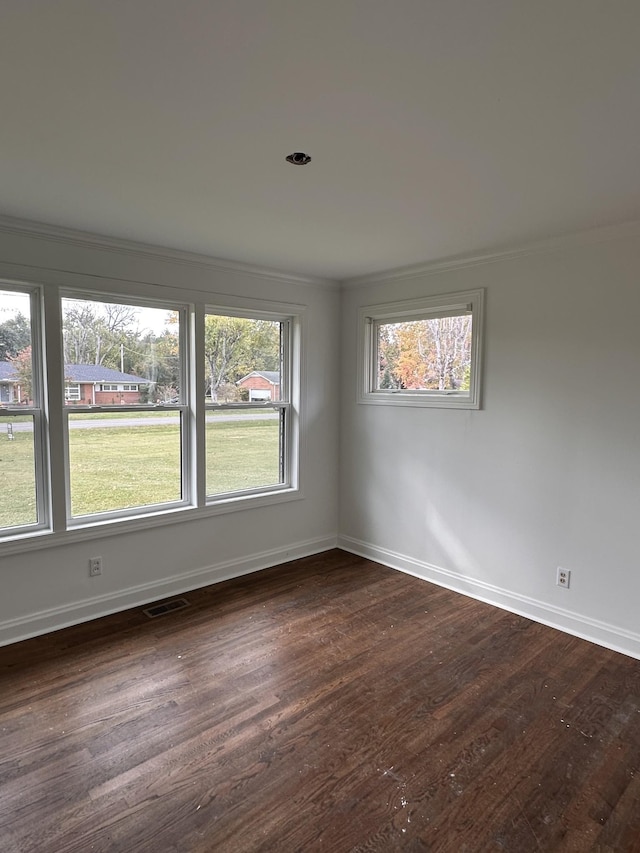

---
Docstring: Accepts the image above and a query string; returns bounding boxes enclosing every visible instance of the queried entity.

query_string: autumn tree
[8,346,33,403]
[378,315,472,391]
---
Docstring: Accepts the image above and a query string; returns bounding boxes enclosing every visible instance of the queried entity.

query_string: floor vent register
[143,598,190,618]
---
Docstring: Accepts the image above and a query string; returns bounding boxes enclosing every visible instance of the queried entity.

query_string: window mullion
[42,285,67,532]
[192,303,206,507]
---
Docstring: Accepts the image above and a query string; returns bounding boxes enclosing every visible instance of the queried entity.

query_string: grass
[67,424,183,515]
[0,413,32,423]
[206,418,280,495]
[0,431,37,528]
[0,416,280,528]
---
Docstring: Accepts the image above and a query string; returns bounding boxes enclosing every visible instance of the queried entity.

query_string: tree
[204,316,280,400]
[0,313,31,361]
[62,300,138,366]
[429,315,472,391]
[129,330,180,402]
[377,322,402,389]
[378,316,472,391]
[61,300,185,403]
[8,346,33,403]
[378,323,402,389]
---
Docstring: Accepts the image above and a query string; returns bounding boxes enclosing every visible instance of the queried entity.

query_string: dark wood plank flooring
[1,549,640,852]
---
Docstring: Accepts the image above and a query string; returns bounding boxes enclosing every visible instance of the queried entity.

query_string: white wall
[0,223,340,644]
[4,220,640,658]
[339,229,640,658]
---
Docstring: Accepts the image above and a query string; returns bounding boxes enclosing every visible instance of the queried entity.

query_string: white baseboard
[338,535,640,661]
[0,535,338,647]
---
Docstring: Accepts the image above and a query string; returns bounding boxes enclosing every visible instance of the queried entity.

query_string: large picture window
[358,289,485,409]
[0,282,301,545]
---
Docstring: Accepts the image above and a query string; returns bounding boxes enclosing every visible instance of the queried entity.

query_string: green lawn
[206,418,281,495]
[0,413,32,423]
[0,416,281,528]
[0,430,37,528]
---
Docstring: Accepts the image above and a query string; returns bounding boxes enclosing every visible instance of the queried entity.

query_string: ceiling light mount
[286,152,312,166]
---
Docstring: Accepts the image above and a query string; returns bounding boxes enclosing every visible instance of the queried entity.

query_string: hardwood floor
[1,549,640,852]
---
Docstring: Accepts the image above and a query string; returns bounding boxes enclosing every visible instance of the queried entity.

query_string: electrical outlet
[556,567,570,588]
[89,556,103,577]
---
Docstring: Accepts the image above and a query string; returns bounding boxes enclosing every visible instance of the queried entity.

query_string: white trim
[338,535,640,661]
[0,536,338,647]
[0,485,303,556]
[0,214,338,290]
[1,214,640,293]
[0,262,313,319]
[342,219,640,288]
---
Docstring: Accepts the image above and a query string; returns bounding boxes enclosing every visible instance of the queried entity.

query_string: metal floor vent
[143,597,190,618]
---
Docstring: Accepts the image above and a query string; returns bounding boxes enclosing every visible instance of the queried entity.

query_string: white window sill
[359,390,479,409]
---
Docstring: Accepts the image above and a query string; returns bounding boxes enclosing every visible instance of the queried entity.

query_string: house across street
[0,362,149,405]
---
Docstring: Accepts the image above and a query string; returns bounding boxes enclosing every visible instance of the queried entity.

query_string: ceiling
[1,1,639,280]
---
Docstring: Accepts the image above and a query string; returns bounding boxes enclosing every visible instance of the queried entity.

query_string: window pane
[0,416,37,528]
[61,297,181,405]
[206,408,282,496]
[377,314,473,392]
[68,412,182,516]
[0,289,33,405]
[204,315,281,402]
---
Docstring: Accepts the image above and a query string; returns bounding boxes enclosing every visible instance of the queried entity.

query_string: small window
[100,383,118,392]
[122,384,138,391]
[358,289,484,409]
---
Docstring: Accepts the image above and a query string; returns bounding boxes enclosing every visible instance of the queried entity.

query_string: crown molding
[2,213,638,292]
[341,219,640,288]
[0,215,338,290]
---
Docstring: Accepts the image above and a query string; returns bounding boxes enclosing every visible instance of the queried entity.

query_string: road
[2,412,278,433]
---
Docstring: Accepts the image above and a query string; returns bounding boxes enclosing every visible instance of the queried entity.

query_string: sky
[0,289,172,336]
[0,291,30,320]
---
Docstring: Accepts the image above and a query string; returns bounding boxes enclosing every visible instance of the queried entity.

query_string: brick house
[0,362,149,405]
[236,370,281,402]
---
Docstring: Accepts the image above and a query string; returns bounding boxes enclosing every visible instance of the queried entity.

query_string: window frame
[357,288,485,409]
[0,278,303,550]
[60,291,192,527]
[203,305,295,503]
[0,282,51,537]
